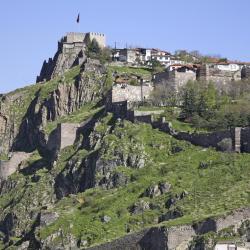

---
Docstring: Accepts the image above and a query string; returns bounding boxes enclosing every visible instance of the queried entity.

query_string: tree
[150,84,178,106]
[181,81,199,118]
[150,59,165,74]
[99,47,112,64]
[86,39,112,64]
[88,38,101,54]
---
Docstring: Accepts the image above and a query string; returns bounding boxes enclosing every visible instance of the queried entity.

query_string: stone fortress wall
[197,64,242,84]
[241,65,250,79]
[111,83,153,103]
[127,111,250,153]
[88,32,106,48]
[0,152,32,180]
[154,63,248,92]
[154,67,196,90]
[107,83,154,118]
[63,32,86,43]
[58,123,79,150]
[36,32,106,83]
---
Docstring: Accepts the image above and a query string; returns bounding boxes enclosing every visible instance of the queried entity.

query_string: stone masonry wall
[0,152,32,180]
[215,207,250,232]
[154,69,196,90]
[111,83,153,103]
[58,123,79,150]
[130,110,165,123]
[64,32,86,43]
[87,32,106,48]
[197,64,241,85]
[174,70,196,89]
[150,118,232,150]
[175,130,232,149]
[240,127,250,153]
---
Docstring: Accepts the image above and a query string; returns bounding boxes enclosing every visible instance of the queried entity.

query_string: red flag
[77,13,80,23]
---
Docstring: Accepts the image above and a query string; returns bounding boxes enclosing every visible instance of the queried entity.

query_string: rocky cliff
[0,59,106,158]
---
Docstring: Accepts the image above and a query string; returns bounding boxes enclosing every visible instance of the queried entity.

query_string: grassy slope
[44,104,104,134]
[108,65,152,77]
[38,121,250,247]
[1,66,249,247]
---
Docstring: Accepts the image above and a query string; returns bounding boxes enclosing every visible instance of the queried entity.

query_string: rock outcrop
[13,59,106,157]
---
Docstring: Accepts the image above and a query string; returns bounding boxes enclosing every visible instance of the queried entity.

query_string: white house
[112,48,187,67]
[215,63,241,72]
[151,48,171,65]
[215,243,236,250]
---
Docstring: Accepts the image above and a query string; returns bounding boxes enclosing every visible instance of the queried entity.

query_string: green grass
[108,66,152,78]
[37,121,250,247]
[44,104,104,134]
[135,106,208,133]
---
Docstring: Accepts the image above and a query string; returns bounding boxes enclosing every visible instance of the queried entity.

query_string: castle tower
[241,66,250,80]
[197,64,210,81]
[36,32,106,83]
[85,32,106,48]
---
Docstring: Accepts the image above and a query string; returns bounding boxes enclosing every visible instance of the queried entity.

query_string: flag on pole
[77,13,80,23]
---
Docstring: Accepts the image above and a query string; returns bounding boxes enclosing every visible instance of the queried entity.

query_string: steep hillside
[0,60,249,250]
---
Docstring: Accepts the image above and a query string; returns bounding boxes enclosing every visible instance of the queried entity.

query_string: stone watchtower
[241,66,250,80]
[197,64,210,81]
[36,32,106,83]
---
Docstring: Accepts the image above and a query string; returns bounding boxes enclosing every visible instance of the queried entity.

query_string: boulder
[143,182,171,198]
[130,200,150,215]
[40,211,59,227]
[159,208,183,222]
[100,215,111,223]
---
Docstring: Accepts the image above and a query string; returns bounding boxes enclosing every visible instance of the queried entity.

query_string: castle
[36,32,106,83]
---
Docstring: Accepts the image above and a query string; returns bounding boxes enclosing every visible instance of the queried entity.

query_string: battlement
[64,32,86,43]
[88,32,105,37]
[62,32,106,47]
[86,32,106,48]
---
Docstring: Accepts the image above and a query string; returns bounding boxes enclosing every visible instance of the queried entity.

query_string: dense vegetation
[151,79,250,131]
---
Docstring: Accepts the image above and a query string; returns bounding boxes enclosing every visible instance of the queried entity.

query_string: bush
[217,138,233,152]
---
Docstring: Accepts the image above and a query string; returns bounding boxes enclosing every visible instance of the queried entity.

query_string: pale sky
[0,0,250,93]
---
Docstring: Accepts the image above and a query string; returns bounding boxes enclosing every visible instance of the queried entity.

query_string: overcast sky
[0,0,250,93]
